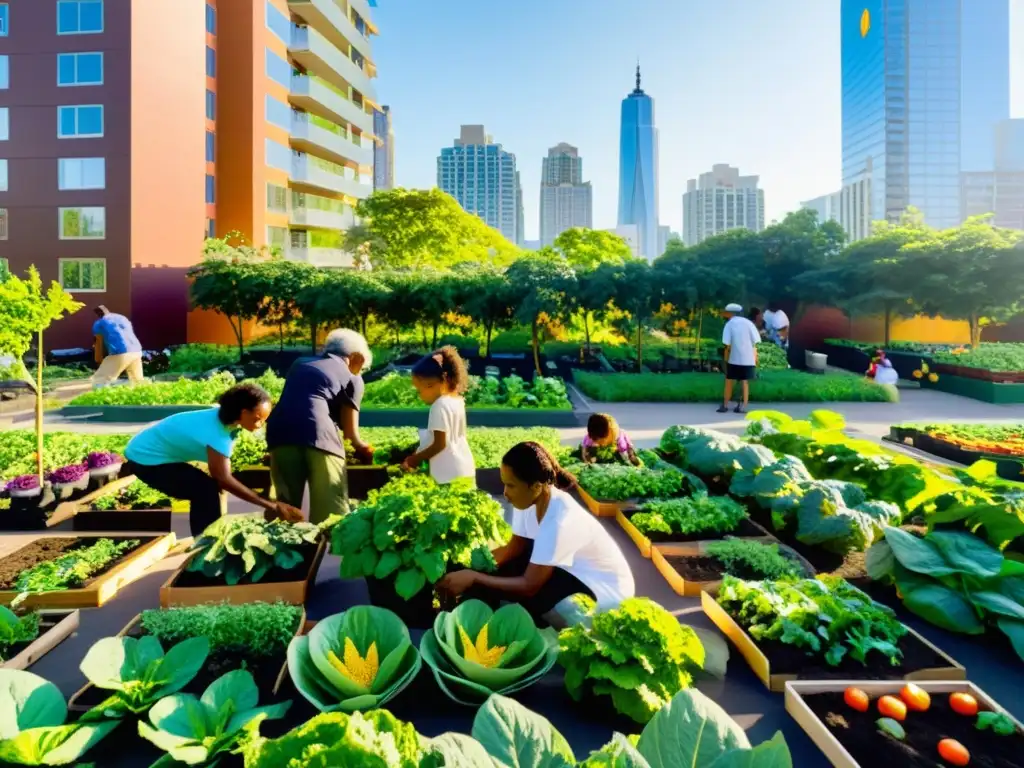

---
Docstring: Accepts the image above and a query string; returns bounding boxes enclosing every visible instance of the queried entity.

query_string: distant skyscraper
[540,143,593,246]
[617,64,659,260]
[801,192,841,225]
[437,125,522,243]
[682,164,765,246]
[373,106,394,191]
[841,0,1011,229]
[961,119,1024,230]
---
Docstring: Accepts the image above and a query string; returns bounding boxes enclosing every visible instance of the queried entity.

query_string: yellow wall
[849,314,971,344]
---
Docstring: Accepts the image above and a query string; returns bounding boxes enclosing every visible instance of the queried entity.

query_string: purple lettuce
[48,463,88,485]
[5,475,41,492]
[87,451,123,470]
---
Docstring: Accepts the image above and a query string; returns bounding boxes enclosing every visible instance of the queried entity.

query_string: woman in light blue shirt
[124,383,302,536]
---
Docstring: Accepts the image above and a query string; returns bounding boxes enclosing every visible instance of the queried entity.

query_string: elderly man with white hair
[265,328,374,522]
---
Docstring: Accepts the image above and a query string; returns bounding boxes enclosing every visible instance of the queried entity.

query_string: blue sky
[371,0,1024,242]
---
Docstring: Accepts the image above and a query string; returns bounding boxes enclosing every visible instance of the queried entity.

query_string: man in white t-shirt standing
[719,302,761,414]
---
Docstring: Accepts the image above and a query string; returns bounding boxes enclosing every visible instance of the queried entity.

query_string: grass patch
[574,370,896,403]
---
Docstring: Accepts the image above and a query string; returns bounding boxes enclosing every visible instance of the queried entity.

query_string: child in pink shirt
[581,413,640,466]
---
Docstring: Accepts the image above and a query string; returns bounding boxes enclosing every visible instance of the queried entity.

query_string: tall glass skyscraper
[841,0,1010,229]
[617,65,660,260]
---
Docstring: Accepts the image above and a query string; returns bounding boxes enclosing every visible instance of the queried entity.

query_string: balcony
[290,74,373,135]
[349,0,377,33]
[289,205,355,231]
[288,0,375,65]
[289,246,356,268]
[290,151,372,199]
[291,112,373,170]
[290,25,376,104]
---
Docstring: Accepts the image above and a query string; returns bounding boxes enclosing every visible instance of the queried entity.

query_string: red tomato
[844,687,869,712]
[877,695,907,721]
[938,738,970,766]
[900,683,931,712]
[949,693,979,717]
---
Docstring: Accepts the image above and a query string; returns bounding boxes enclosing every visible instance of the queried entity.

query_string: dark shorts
[726,364,756,381]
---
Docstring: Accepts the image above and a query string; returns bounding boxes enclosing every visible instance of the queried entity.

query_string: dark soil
[172,544,317,587]
[664,549,810,583]
[725,607,953,680]
[805,690,1023,768]
[0,537,147,590]
[1,616,58,662]
[630,513,768,544]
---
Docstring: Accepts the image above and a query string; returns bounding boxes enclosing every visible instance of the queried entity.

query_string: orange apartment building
[0,0,378,351]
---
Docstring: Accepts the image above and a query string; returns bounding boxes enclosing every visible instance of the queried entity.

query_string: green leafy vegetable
[571,461,696,502]
[704,539,804,580]
[976,711,1017,735]
[0,607,40,663]
[140,602,302,656]
[14,539,140,593]
[630,495,746,539]
[188,516,320,586]
[90,480,170,512]
[469,694,575,767]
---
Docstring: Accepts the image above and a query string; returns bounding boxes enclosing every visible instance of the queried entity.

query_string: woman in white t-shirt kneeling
[438,442,635,622]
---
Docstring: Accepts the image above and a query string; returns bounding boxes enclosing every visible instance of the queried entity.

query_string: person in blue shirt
[91,305,144,387]
[124,383,303,536]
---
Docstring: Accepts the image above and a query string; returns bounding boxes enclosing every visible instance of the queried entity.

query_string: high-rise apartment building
[617,65,659,260]
[437,125,522,244]
[539,143,593,246]
[0,0,379,350]
[962,119,1024,230]
[682,164,765,246]
[841,0,1010,229]
[373,105,394,191]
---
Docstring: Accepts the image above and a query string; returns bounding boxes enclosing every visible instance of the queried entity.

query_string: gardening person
[763,301,790,349]
[123,383,303,537]
[581,413,640,466]
[437,441,635,623]
[266,328,374,523]
[91,305,144,387]
[718,302,760,414]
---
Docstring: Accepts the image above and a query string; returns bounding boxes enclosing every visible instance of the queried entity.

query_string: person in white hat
[719,302,761,414]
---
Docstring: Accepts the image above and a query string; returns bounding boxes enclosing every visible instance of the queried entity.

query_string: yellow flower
[913,370,923,379]
[928,373,939,383]
[458,622,506,668]
[328,638,379,689]
[921,362,930,374]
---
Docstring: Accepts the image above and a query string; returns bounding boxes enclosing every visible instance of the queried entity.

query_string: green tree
[549,228,633,268]
[313,270,391,342]
[605,260,662,369]
[461,266,516,358]
[570,264,618,356]
[253,261,315,351]
[758,209,846,315]
[506,256,576,375]
[347,188,520,269]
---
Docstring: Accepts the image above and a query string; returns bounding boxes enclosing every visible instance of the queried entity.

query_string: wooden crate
[785,680,1020,768]
[1,610,80,670]
[159,539,326,607]
[66,607,306,713]
[652,539,812,598]
[702,591,965,692]
[0,534,176,609]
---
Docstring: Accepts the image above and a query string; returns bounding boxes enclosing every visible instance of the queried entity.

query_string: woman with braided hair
[437,441,635,621]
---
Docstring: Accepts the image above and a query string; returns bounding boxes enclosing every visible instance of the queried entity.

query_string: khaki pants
[92,352,144,387]
[270,446,349,524]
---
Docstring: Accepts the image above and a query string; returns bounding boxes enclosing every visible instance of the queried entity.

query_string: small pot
[8,486,42,499]
[89,463,122,479]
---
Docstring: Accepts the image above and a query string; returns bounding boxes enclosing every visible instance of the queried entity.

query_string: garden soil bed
[1,610,80,670]
[787,681,1023,768]
[0,537,142,589]
[652,543,814,597]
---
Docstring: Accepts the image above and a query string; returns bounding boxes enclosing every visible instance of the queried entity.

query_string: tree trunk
[970,314,981,349]
[420,324,428,348]
[582,311,591,361]
[636,322,643,371]
[35,330,43,483]
[883,304,892,347]
[432,322,439,348]
[278,322,285,352]
[695,309,704,361]
[231,316,245,358]
[531,318,542,376]
[485,322,493,359]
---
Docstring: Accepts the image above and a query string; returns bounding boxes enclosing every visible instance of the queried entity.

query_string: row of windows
[0,52,103,88]
[0,157,103,191]
[0,1,104,36]
[0,206,106,238]
[0,252,106,292]
[0,105,104,138]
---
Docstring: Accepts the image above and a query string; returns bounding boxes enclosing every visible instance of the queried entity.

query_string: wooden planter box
[0,610,80,670]
[159,539,326,607]
[785,680,1021,768]
[576,487,639,518]
[921,373,1024,404]
[234,467,272,498]
[701,591,965,692]
[616,511,774,560]
[934,362,1024,383]
[0,534,175,609]
[67,609,305,713]
[653,540,814,597]
[347,466,391,499]
[49,475,175,531]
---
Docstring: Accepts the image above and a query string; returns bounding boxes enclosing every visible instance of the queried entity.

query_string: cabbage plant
[287,606,420,712]
[138,669,291,766]
[0,669,118,766]
[420,600,558,705]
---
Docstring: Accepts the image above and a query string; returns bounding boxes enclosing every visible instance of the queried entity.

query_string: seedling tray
[0,610,80,670]
[0,534,175,609]
[702,591,965,692]
[67,608,306,713]
[652,540,813,597]
[785,680,1023,768]
[616,509,773,559]
[159,539,326,607]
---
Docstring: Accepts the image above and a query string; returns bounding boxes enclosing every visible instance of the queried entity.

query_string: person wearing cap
[91,305,144,388]
[719,302,760,414]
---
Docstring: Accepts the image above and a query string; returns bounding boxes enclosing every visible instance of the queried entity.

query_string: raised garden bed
[1,472,125,532]
[702,591,965,693]
[575,487,631,518]
[616,508,773,559]
[0,609,79,670]
[0,533,175,609]
[785,680,1023,768]
[934,362,1024,383]
[920,373,1024,404]
[651,541,813,597]
[50,475,174,532]
[159,539,326,607]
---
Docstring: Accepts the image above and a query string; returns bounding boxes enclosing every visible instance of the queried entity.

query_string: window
[205,4,216,35]
[59,259,106,291]
[59,207,105,239]
[0,56,8,89]
[265,49,290,88]
[0,160,6,191]
[0,108,7,141]
[265,139,291,172]
[206,46,216,78]
[267,183,288,212]
[0,210,7,241]
[58,105,104,138]
[265,94,291,131]
[206,219,215,238]
[267,226,287,249]
[0,4,8,36]
[206,131,215,163]
[266,2,291,44]
[57,0,103,35]
[57,52,103,87]
[206,174,215,204]
[205,89,216,121]
[58,157,105,190]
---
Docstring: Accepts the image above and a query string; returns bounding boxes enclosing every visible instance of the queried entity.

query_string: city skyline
[617,64,660,260]
[370,0,1024,242]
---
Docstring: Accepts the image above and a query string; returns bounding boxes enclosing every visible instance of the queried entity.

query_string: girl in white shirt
[402,346,476,485]
[438,442,635,620]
